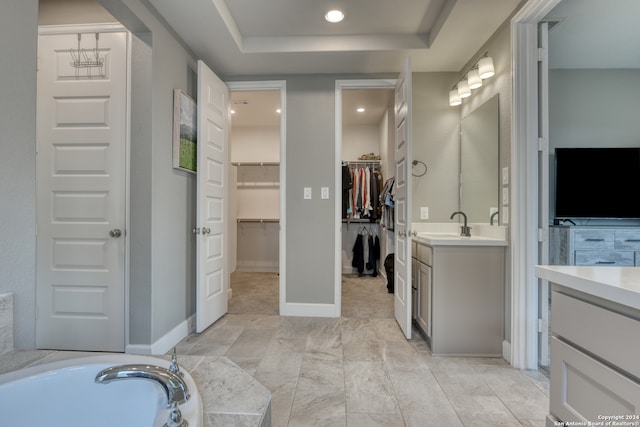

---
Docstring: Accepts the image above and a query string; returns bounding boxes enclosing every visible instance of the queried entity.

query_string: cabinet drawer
[552,291,640,379]
[550,337,640,422]
[574,250,634,266]
[615,230,640,250]
[416,244,432,265]
[573,229,614,249]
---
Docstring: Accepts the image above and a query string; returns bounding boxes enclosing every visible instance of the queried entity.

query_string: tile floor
[174,272,550,427]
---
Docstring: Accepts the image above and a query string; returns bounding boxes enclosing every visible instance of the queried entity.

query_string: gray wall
[285,76,337,304]
[549,69,640,148]
[0,0,39,349]
[412,72,461,222]
[102,0,198,345]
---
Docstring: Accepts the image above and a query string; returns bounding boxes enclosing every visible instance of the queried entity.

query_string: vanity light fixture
[457,79,471,99]
[448,52,495,106]
[478,55,495,79]
[325,9,344,23]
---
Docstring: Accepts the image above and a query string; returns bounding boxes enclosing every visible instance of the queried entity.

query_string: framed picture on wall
[173,89,197,173]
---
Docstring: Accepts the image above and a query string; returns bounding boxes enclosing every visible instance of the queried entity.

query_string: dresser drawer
[574,250,634,266]
[552,291,640,378]
[615,230,640,250]
[550,337,640,423]
[573,229,614,249]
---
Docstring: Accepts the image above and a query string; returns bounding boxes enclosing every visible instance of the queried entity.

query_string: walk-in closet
[340,88,395,300]
[229,90,281,278]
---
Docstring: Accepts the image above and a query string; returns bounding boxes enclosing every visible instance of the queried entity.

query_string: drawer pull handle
[624,239,640,242]
[584,238,605,242]
[596,261,616,265]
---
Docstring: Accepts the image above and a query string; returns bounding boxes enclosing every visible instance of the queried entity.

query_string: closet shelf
[237,182,280,188]
[237,218,279,223]
[231,161,279,166]
[342,219,380,224]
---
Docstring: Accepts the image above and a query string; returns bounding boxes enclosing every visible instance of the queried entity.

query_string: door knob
[192,227,201,235]
[109,229,122,238]
[202,227,211,235]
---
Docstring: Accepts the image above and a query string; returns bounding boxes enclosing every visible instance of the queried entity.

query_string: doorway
[227,82,286,316]
[335,81,396,318]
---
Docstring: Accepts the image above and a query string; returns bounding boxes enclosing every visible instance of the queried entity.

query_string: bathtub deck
[0,351,271,427]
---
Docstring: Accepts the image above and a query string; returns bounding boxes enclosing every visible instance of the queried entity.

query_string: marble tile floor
[174,272,550,427]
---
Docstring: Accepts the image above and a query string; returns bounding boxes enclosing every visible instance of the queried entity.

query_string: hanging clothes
[342,163,352,219]
[380,176,395,230]
[351,233,365,275]
[343,161,382,221]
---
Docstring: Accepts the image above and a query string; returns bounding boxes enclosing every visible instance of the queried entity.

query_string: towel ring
[411,160,427,177]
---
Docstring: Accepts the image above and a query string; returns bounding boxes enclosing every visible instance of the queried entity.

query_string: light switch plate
[503,207,509,224]
[304,187,312,199]
[420,207,429,220]
[321,187,329,199]
[502,167,509,185]
[502,187,509,205]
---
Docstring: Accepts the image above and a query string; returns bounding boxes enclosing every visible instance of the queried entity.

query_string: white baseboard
[126,314,195,355]
[502,340,511,364]
[281,302,340,318]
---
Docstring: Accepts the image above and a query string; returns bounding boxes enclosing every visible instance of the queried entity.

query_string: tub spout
[95,364,190,407]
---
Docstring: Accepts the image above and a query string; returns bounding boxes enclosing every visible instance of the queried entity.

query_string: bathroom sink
[415,232,507,247]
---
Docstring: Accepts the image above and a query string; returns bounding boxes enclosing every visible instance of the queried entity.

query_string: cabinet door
[574,250,634,266]
[416,261,432,338]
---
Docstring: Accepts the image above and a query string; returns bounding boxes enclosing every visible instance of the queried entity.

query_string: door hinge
[538,318,547,333]
[538,47,547,62]
[538,228,547,242]
[538,137,548,152]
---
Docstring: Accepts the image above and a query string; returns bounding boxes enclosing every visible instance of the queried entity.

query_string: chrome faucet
[490,211,499,226]
[450,211,471,237]
[95,364,190,407]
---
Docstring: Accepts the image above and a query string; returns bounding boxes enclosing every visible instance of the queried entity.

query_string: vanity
[535,266,640,425]
[411,225,507,356]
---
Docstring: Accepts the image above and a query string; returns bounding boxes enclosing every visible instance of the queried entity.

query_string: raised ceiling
[145,0,522,77]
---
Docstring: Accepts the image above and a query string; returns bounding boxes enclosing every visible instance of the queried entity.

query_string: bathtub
[0,354,203,427]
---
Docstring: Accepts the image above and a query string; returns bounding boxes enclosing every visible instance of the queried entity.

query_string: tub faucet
[95,364,190,407]
[450,211,471,237]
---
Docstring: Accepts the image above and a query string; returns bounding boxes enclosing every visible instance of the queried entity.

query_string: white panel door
[196,60,229,333]
[36,30,127,351]
[394,58,413,339]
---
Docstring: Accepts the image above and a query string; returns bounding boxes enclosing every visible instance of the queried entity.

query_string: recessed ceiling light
[325,10,344,23]
[230,109,236,115]
[357,107,365,113]
[276,108,281,114]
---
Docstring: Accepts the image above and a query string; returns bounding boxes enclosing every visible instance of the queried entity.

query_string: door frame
[36,23,131,350]
[226,80,287,313]
[510,0,561,369]
[334,79,396,315]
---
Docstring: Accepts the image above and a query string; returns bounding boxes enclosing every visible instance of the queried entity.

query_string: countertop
[535,265,640,311]
[413,232,508,247]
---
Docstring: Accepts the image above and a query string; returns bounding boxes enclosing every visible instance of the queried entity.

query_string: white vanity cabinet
[550,226,640,266]
[412,240,504,356]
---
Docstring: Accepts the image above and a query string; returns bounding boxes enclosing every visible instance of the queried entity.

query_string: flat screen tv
[554,147,640,219]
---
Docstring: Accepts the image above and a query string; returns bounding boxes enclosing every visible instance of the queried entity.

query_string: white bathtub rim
[0,353,203,427]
